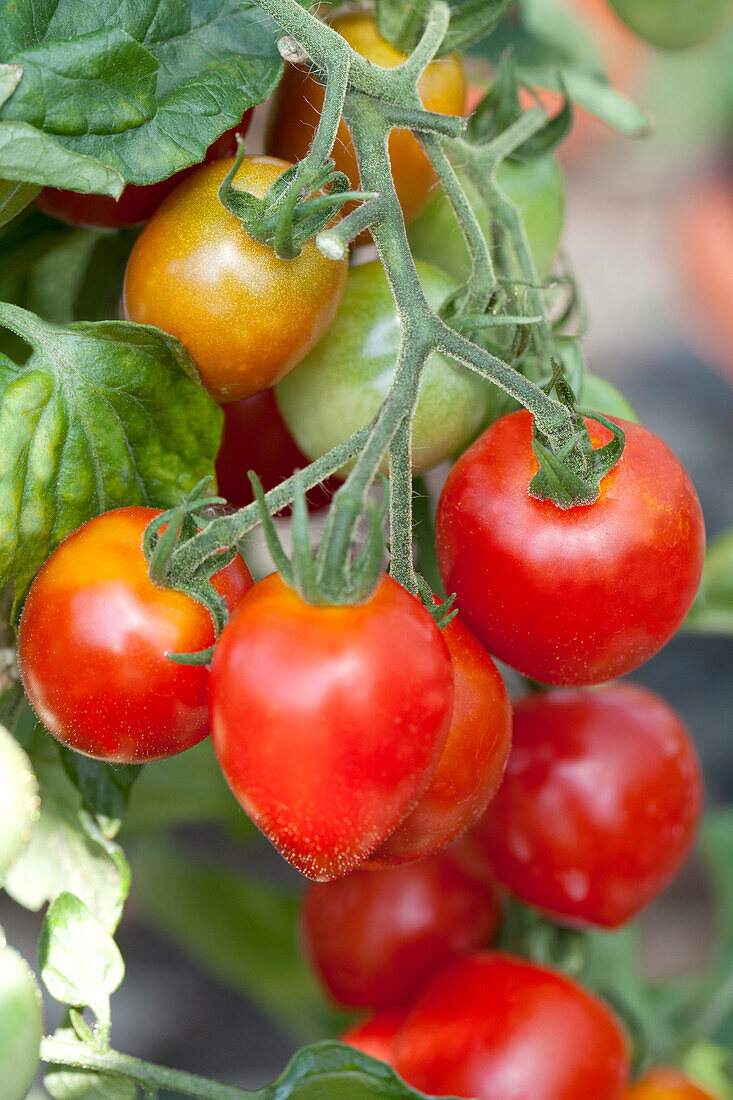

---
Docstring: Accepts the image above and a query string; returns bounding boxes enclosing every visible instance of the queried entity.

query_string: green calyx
[529,363,626,509]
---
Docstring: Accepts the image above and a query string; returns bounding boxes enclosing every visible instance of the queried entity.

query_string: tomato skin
[0,946,43,1100]
[209,573,454,880]
[123,156,348,404]
[215,389,338,513]
[369,610,511,865]
[608,0,733,50]
[340,1009,408,1065]
[395,952,630,1100]
[35,110,253,228]
[408,156,564,283]
[302,853,500,1009]
[267,12,465,228]
[276,260,490,477]
[436,410,705,686]
[18,507,253,764]
[625,1069,717,1099]
[473,685,702,929]
[0,725,38,883]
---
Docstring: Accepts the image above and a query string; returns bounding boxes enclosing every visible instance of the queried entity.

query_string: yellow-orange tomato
[626,1069,717,1099]
[267,11,466,227]
[123,156,348,404]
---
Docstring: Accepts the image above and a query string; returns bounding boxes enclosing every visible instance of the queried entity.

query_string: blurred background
[3,0,733,1092]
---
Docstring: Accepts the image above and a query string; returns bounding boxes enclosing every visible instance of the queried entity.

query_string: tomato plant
[209,573,454,880]
[123,156,349,403]
[0,945,43,1100]
[18,507,253,763]
[302,853,500,1008]
[473,684,702,928]
[395,952,631,1100]
[437,411,705,685]
[608,0,733,50]
[0,723,38,881]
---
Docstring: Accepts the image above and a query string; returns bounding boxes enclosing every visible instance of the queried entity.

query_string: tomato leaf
[440,0,515,56]
[0,0,282,191]
[686,526,733,634]
[0,302,221,604]
[0,685,130,931]
[58,753,139,840]
[45,1067,137,1100]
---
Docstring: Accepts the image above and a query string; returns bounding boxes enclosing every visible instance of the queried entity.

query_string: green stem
[412,476,444,596]
[388,0,433,54]
[388,418,418,594]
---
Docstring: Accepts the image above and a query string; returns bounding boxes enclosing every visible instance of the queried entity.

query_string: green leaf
[45,1068,137,1100]
[0,179,40,227]
[132,839,347,1043]
[0,944,44,1100]
[58,751,139,840]
[0,721,39,883]
[0,302,221,602]
[0,685,130,931]
[440,0,515,56]
[39,893,124,1023]
[0,122,125,197]
[0,0,282,190]
[686,527,733,634]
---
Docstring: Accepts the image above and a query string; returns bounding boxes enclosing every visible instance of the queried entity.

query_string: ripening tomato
[340,1009,408,1065]
[302,853,500,1009]
[395,952,630,1100]
[408,156,564,283]
[369,609,511,865]
[0,946,43,1100]
[625,1069,718,1099]
[0,726,38,883]
[608,0,733,50]
[436,410,705,685]
[209,573,454,880]
[473,685,703,929]
[215,389,338,512]
[123,156,348,404]
[276,260,490,476]
[35,111,253,228]
[18,507,253,763]
[267,11,465,227]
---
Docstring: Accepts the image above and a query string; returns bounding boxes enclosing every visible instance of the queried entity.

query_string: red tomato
[18,507,252,763]
[35,111,253,228]
[340,1010,408,1065]
[209,573,454,880]
[369,610,511,865]
[436,411,705,686]
[302,853,500,1009]
[215,390,338,513]
[473,685,702,928]
[395,952,630,1100]
[626,1069,717,1099]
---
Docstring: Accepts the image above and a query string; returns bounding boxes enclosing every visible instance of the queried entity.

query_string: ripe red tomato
[395,952,630,1100]
[473,684,702,929]
[302,853,500,1009]
[340,1010,408,1065]
[123,156,348,404]
[625,1069,717,1099]
[215,389,338,513]
[18,507,253,763]
[209,573,454,880]
[436,410,705,685]
[267,11,465,228]
[369,610,511,865]
[35,111,253,228]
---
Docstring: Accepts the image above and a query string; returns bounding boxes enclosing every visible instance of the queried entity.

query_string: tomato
[369,609,511,865]
[215,389,338,513]
[0,945,43,1100]
[340,1009,408,1065]
[302,853,500,1009]
[395,952,630,1100]
[18,507,253,763]
[473,685,702,929]
[275,260,490,476]
[625,1069,717,1099]
[0,725,38,883]
[608,0,733,50]
[267,11,465,228]
[35,111,253,228]
[436,410,705,685]
[209,572,454,880]
[123,156,348,404]
[407,155,565,283]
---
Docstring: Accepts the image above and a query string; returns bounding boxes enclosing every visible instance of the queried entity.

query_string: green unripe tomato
[0,724,39,884]
[407,156,565,284]
[609,0,733,50]
[275,260,491,476]
[0,945,43,1100]
[579,373,638,423]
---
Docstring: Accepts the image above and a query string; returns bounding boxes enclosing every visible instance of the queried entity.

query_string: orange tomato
[626,1068,718,1099]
